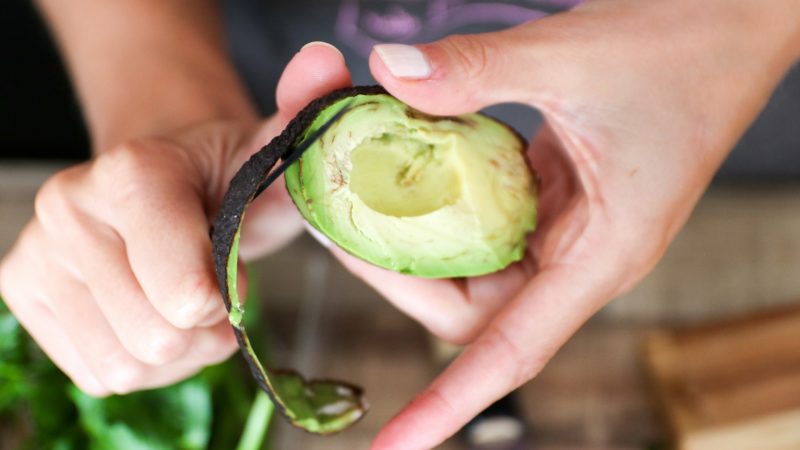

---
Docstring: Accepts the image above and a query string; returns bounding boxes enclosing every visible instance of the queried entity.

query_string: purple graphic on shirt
[336,0,582,56]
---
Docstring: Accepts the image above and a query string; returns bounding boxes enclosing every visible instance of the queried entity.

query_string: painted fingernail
[374,44,431,79]
[304,222,333,248]
[302,41,344,58]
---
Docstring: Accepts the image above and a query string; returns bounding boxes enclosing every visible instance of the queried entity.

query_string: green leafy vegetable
[69,379,211,450]
[236,391,274,450]
[0,285,271,449]
[1,297,88,449]
[0,309,25,411]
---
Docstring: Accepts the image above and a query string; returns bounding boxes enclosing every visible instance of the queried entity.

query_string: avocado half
[211,86,537,435]
[285,86,538,278]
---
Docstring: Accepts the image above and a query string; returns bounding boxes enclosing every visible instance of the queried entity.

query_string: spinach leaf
[70,378,211,450]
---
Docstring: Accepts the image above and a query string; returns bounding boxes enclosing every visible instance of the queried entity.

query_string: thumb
[370,29,547,115]
[224,40,352,183]
[235,41,353,258]
[276,41,353,124]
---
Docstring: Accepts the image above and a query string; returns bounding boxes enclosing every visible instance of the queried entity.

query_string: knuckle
[481,325,543,388]
[200,333,238,366]
[197,304,228,327]
[441,34,493,83]
[99,353,146,395]
[34,171,79,230]
[189,326,238,366]
[166,271,220,329]
[137,327,190,365]
[95,141,159,203]
[418,385,458,418]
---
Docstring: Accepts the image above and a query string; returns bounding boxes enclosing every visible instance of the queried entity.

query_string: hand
[0,44,351,396]
[331,0,800,448]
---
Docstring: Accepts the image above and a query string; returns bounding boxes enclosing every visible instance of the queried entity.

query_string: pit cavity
[349,132,461,217]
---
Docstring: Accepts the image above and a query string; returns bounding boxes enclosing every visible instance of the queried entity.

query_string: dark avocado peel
[212,86,537,435]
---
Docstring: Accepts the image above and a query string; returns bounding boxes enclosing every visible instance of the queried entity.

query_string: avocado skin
[210,87,377,434]
[212,87,387,284]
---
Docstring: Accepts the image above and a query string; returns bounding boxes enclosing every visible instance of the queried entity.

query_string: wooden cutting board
[645,303,800,450]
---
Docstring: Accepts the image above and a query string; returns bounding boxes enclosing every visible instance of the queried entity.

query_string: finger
[369,27,549,115]
[276,41,353,124]
[2,233,236,396]
[240,40,353,258]
[41,255,236,394]
[88,142,225,330]
[197,259,248,327]
[0,236,108,396]
[84,223,234,363]
[236,41,352,173]
[48,212,197,365]
[10,300,110,397]
[330,247,472,344]
[39,254,154,394]
[330,246,530,345]
[126,319,238,391]
[47,212,238,369]
[371,266,614,450]
[35,168,234,364]
[25,210,184,393]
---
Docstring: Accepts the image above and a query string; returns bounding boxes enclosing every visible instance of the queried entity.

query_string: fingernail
[374,44,431,79]
[302,41,344,58]
[304,222,333,248]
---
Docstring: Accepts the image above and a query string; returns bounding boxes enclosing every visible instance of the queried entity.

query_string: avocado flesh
[285,93,537,278]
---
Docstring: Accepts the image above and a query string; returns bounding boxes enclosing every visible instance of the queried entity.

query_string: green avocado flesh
[285,94,538,278]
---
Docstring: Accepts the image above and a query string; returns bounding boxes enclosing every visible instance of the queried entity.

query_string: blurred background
[2,1,800,449]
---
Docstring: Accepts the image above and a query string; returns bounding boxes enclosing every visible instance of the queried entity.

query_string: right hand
[0,43,352,396]
[329,1,800,448]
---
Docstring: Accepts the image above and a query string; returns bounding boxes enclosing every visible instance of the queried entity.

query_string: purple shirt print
[335,0,582,56]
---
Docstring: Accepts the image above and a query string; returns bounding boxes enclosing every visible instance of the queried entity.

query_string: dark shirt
[224,0,800,178]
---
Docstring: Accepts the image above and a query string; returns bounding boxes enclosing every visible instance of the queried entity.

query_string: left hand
[0,43,351,396]
[325,0,800,448]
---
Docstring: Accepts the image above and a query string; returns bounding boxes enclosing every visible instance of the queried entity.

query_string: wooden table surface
[2,163,800,449]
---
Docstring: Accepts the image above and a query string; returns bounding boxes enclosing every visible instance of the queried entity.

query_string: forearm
[775,0,800,61]
[35,0,256,151]
[710,0,800,150]
[738,0,800,68]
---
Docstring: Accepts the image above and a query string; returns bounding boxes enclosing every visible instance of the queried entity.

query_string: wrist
[735,0,800,68]
[789,6,800,61]
[778,0,800,61]
[35,0,257,152]
[83,51,257,152]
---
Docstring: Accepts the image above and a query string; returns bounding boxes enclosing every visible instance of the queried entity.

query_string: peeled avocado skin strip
[211,86,385,435]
